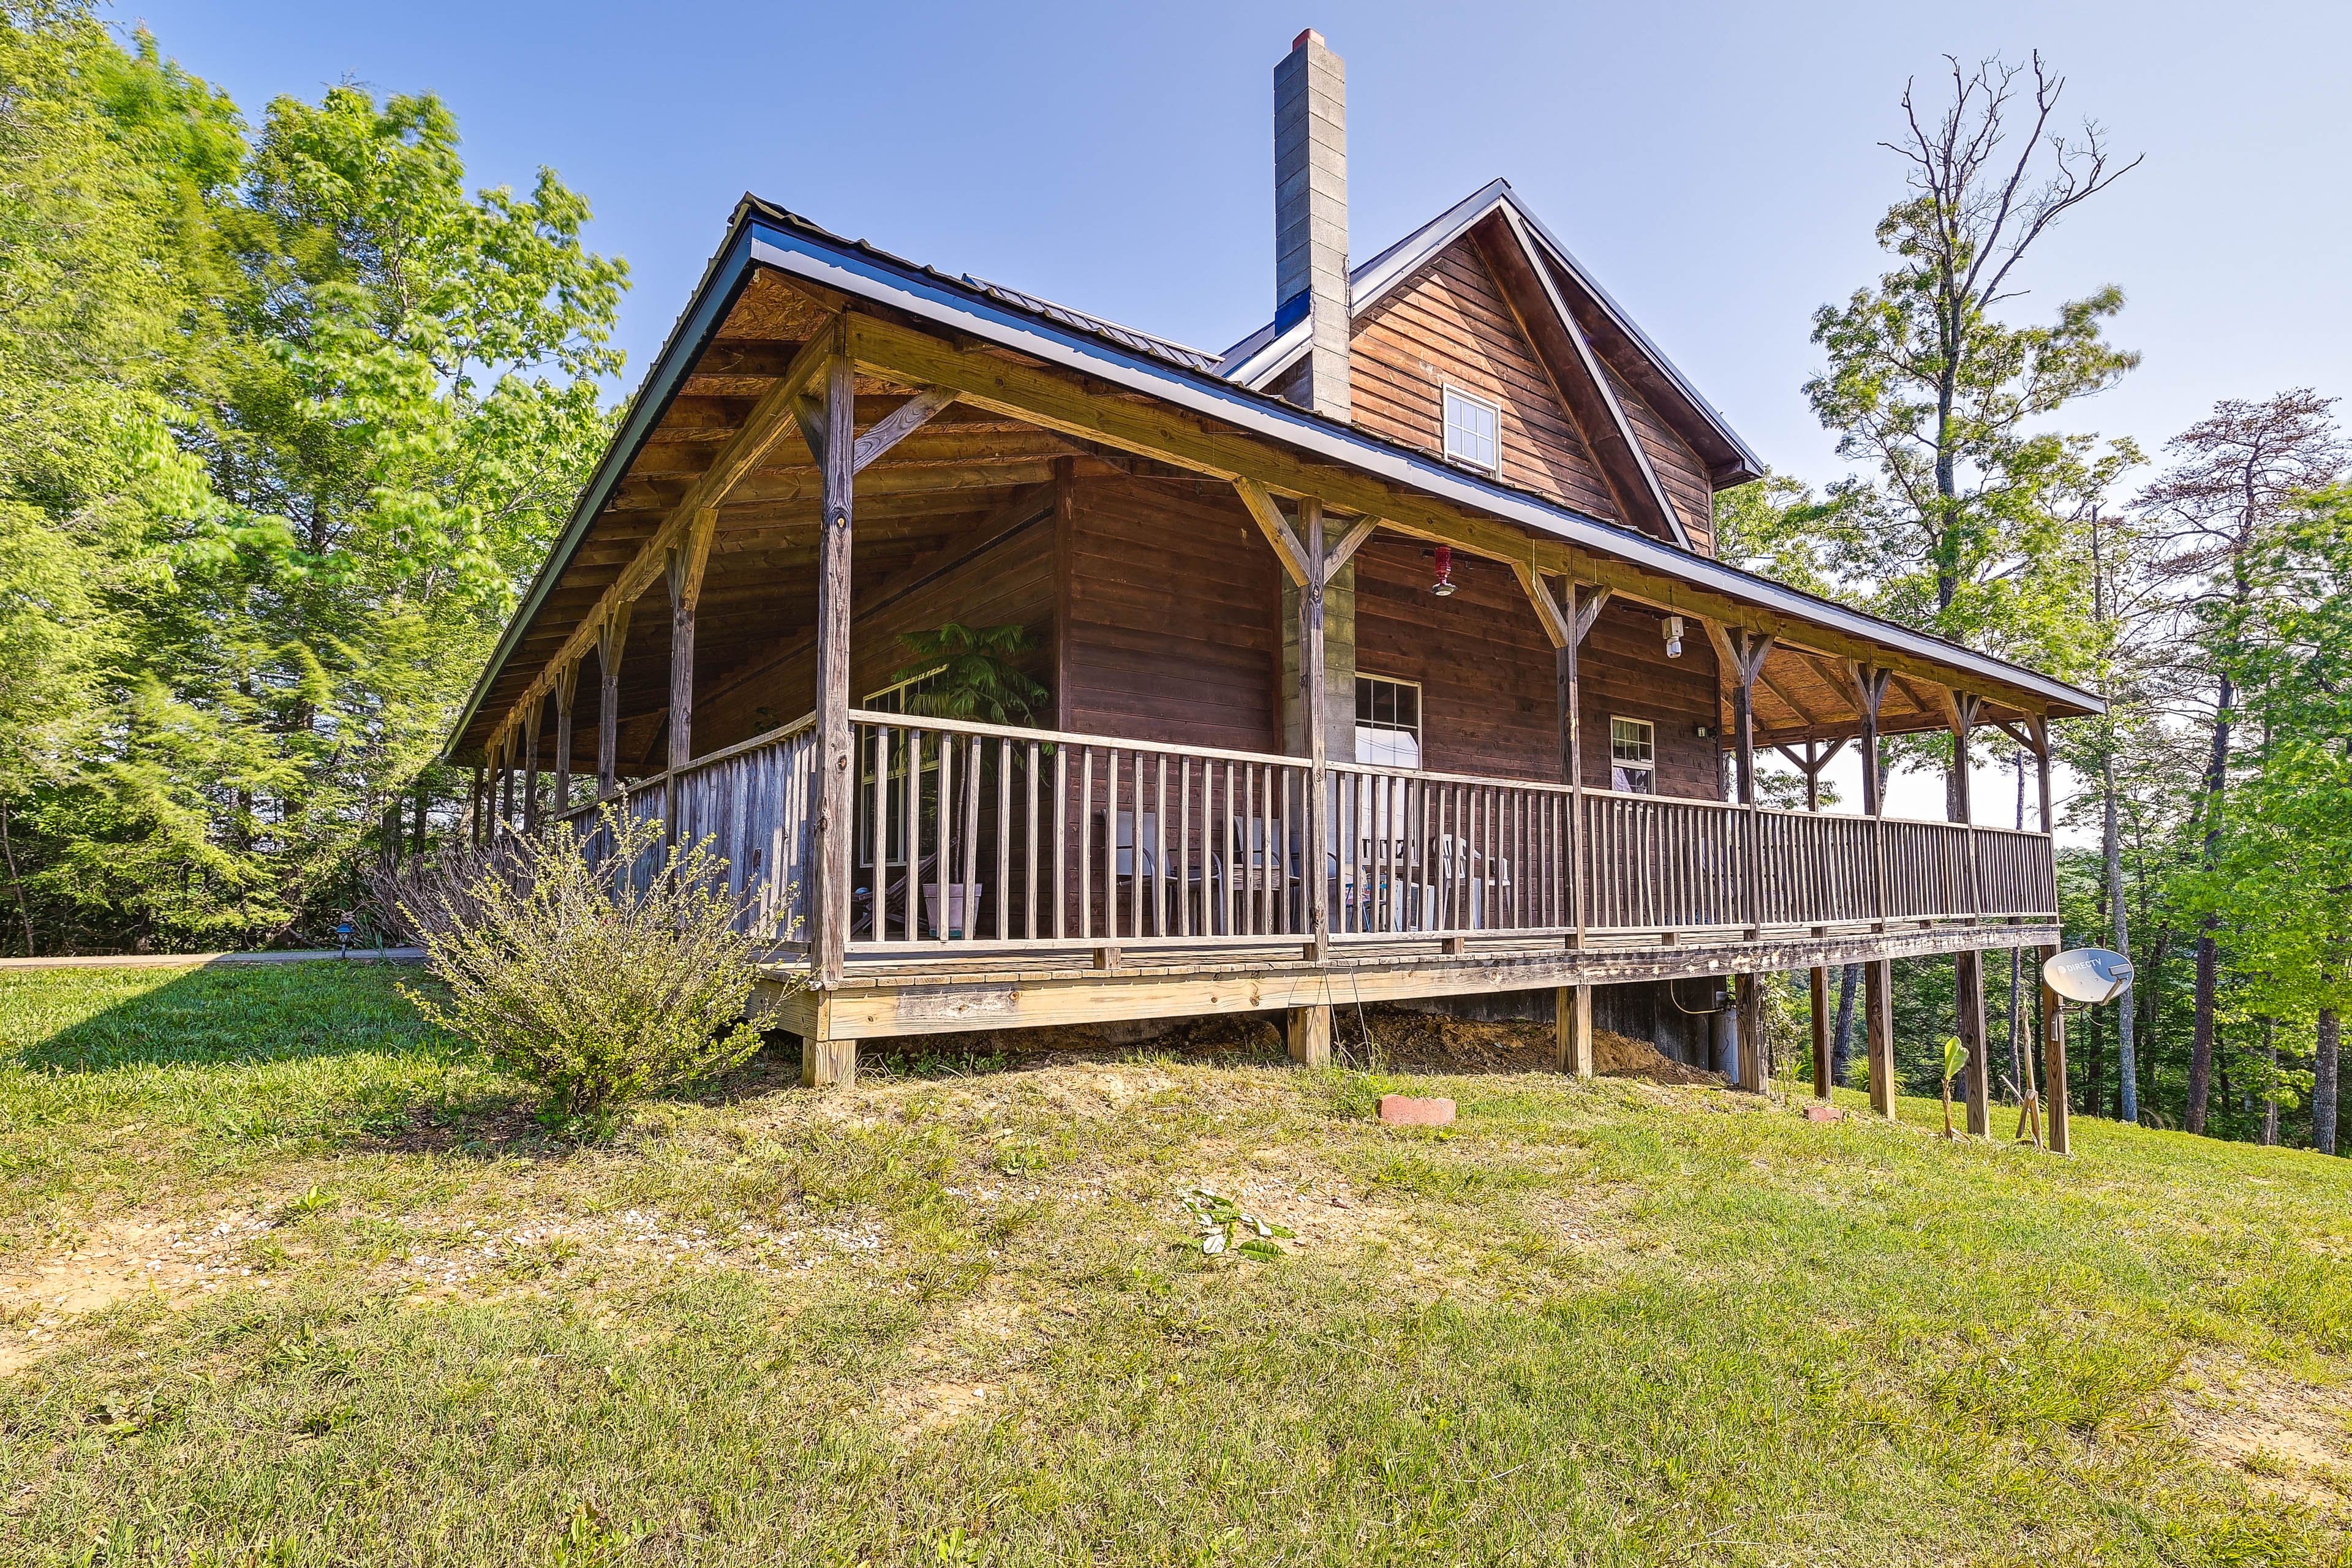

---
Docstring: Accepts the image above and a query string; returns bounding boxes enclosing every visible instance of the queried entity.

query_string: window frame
[1354,673,1424,771]
[1440,385,1502,474]
[1608,715,1657,795]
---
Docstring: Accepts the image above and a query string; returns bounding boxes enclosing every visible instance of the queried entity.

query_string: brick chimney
[1275,28,1349,420]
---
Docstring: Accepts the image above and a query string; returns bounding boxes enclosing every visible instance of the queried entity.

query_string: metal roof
[964,277,1224,374]
[444,195,2101,758]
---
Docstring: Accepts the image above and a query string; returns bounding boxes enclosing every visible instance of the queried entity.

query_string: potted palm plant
[885,623,1048,939]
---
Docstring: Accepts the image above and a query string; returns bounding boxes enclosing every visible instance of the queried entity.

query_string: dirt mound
[861,1003,1718,1086]
[1591,1027,1721,1085]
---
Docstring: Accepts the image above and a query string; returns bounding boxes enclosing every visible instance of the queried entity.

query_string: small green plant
[283,1184,339,1219]
[388,807,787,1135]
[1940,1036,1969,1139]
[888,622,1047,726]
[1180,1187,1293,1261]
[930,1525,985,1566]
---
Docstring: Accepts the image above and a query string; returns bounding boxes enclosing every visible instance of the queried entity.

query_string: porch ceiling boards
[455,269,1111,767]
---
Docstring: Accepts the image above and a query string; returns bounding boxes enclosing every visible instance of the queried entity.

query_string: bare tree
[2139,390,2346,1135]
[1809,51,2141,630]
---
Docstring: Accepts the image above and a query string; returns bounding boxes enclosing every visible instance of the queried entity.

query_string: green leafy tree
[1804,53,2138,676]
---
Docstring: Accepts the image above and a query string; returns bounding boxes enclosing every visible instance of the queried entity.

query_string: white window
[1355,676,1422,769]
[1442,386,1501,472]
[1610,717,1655,794]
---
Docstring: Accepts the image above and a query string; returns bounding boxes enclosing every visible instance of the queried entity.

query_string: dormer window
[1442,386,1501,472]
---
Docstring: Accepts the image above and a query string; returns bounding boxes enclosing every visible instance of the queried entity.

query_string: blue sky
[116,0,2350,821]
[121,0,2350,486]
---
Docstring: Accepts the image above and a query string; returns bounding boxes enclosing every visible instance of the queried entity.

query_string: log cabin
[443,30,2098,1145]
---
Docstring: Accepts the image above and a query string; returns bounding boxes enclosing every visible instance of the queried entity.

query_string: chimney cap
[1291,28,1323,50]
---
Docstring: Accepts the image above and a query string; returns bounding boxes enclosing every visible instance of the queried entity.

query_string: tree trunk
[2105,743,2138,1125]
[0,798,32,957]
[2187,674,2233,1136]
[1831,962,1860,1087]
[2317,1008,2341,1156]
[2260,1022,2278,1147]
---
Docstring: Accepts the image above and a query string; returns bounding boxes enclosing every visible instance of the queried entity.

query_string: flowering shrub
[381,808,785,1131]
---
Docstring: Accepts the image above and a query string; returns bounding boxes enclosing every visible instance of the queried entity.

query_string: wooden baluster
[1052,744,1068,941]
[869,725,888,941]
[1077,748,1093,942]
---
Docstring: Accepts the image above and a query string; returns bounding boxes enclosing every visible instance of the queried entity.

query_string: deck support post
[1810,963,1831,1099]
[595,602,631,800]
[468,765,484,847]
[2040,943,2071,1154]
[1556,984,1593,1076]
[802,1036,854,1089]
[1300,499,1330,962]
[496,738,514,832]
[1287,1004,1331,1068]
[810,347,857,998]
[1943,688,1990,1134]
[1865,958,1897,1120]
[552,657,579,818]
[1737,970,1768,1093]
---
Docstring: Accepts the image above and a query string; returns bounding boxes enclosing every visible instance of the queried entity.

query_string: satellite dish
[2043,948,2135,1005]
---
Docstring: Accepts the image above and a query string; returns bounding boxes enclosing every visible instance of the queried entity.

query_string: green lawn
[0,962,2344,1566]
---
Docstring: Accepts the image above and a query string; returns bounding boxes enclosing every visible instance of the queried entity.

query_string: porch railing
[556,709,2057,960]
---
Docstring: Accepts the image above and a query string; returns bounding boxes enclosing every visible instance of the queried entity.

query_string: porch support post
[496,737,514,832]
[596,603,632,799]
[1544,578,1608,949]
[469,765,484,848]
[666,507,720,775]
[1737,970,1768,1093]
[809,346,858,1025]
[1810,963,1832,1101]
[1556,983,1593,1077]
[552,657,579,820]
[521,696,543,835]
[1300,497,1330,963]
[1287,1004,1331,1068]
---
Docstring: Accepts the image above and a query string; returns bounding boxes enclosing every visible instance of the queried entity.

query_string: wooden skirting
[753,919,2059,1041]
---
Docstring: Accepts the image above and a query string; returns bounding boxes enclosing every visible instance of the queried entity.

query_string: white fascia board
[747,224,2102,715]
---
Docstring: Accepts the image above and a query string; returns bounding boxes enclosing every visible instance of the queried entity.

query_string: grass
[0,961,2346,1565]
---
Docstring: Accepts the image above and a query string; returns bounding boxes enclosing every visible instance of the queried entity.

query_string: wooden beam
[665,506,719,773]
[552,655,580,813]
[1300,498,1330,962]
[838,310,2067,712]
[1324,515,1379,575]
[491,320,839,749]
[1233,478,1310,586]
[851,387,957,473]
[1572,585,1613,646]
[1513,560,1571,650]
[812,351,856,992]
[1757,661,1826,728]
[595,602,631,798]
[1557,984,1594,1077]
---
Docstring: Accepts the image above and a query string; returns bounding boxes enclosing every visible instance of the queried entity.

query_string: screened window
[1610,716,1656,794]
[1442,386,1501,472]
[1355,676,1422,769]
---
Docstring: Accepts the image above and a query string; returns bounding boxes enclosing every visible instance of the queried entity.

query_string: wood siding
[1059,476,1283,754]
[691,500,1058,753]
[1349,239,1619,521]
[1351,537,1722,798]
[1603,361,1716,555]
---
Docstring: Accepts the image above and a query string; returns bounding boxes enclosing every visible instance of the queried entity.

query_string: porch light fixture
[1431,545,1457,597]
[1663,614,1685,658]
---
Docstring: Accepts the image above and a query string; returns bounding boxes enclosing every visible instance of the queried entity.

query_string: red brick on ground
[1804,1103,1847,1123]
[1379,1095,1457,1126]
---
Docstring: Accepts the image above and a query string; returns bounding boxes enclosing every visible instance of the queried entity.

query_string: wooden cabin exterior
[445,33,2100,1142]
